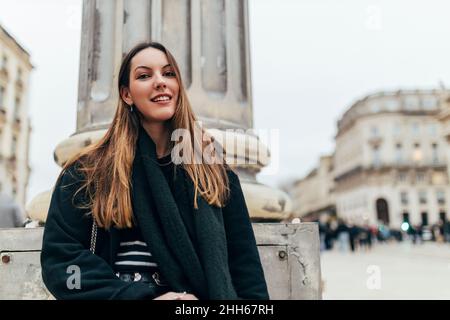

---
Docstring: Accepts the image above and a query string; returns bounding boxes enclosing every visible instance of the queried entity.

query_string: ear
[120,86,133,106]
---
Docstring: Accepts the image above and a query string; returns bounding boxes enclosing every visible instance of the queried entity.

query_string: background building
[289,155,335,222]
[291,89,450,230]
[0,24,32,209]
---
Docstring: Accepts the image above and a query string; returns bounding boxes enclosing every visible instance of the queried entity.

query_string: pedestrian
[349,223,358,252]
[444,220,450,243]
[336,218,350,253]
[40,42,269,300]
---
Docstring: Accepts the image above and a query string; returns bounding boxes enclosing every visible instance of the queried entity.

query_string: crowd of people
[316,215,450,253]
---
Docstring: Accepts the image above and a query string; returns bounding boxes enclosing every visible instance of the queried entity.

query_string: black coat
[41,136,269,300]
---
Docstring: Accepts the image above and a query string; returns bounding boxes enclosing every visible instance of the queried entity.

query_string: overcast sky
[1,0,450,204]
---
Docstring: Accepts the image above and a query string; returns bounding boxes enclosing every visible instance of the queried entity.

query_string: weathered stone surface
[0,223,321,299]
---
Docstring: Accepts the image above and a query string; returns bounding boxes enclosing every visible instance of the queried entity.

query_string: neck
[141,121,171,158]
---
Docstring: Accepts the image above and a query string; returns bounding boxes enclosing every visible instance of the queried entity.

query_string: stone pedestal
[0,223,321,299]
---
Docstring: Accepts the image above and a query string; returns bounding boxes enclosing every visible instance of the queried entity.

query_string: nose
[154,73,167,90]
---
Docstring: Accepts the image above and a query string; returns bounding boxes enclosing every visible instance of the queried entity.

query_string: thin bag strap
[90,218,97,254]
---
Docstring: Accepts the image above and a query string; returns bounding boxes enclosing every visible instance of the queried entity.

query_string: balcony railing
[335,161,447,182]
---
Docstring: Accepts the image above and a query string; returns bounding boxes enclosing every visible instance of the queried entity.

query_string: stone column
[27,0,291,222]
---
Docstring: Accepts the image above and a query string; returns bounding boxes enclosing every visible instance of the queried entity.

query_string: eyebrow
[134,64,171,72]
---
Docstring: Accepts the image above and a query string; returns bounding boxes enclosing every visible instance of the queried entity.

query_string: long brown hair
[61,42,230,229]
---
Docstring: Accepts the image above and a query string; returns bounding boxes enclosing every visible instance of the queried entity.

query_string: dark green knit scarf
[131,126,238,300]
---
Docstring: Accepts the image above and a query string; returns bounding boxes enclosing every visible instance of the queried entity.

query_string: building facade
[0,24,32,207]
[290,155,335,221]
[292,89,450,229]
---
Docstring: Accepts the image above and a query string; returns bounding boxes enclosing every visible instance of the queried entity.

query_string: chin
[144,110,176,122]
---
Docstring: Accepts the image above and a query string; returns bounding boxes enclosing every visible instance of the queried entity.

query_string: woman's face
[122,47,179,123]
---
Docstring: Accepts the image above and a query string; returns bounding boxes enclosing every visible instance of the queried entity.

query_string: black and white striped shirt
[114,153,175,273]
[114,227,159,273]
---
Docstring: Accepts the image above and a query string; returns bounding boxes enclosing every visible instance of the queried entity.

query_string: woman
[40,42,269,300]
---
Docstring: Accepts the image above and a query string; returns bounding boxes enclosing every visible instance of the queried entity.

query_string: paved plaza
[320,241,450,299]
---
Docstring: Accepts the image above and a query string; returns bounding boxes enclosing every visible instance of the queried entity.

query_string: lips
[151,93,172,102]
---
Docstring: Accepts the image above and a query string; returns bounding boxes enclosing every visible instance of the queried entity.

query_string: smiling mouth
[151,94,172,102]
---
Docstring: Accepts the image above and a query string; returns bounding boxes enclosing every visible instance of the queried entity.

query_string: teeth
[153,96,170,102]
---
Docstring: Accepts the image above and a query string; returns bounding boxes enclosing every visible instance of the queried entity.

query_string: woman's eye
[138,74,150,79]
[164,71,176,77]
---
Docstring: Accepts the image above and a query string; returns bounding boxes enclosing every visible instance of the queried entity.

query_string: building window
[14,97,21,120]
[400,192,409,205]
[423,96,437,110]
[411,122,420,135]
[369,102,380,113]
[429,124,437,136]
[371,126,379,136]
[405,96,419,110]
[0,86,6,108]
[416,172,426,183]
[437,190,446,205]
[11,135,17,155]
[432,143,438,164]
[413,143,423,163]
[418,191,427,204]
[393,123,401,136]
[398,171,408,182]
[0,86,4,106]
[421,212,429,226]
[373,145,381,167]
[395,143,403,164]
[385,99,399,111]
[1,55,7,69]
